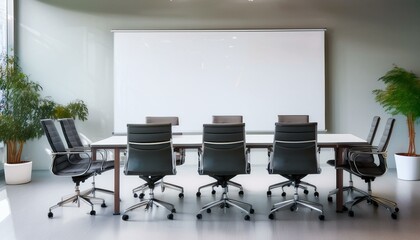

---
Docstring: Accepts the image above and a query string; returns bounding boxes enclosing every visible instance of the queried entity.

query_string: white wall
[13,0,420,170]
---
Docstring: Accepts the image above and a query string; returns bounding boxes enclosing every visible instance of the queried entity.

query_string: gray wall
[4,0,420,170]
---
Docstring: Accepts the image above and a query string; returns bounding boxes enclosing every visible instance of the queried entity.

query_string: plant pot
[4,161,33,184]
[395,153,420,181]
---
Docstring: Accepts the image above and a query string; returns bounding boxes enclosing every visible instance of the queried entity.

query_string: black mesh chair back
[146,116,179,126]
[41,119,72,175]
[270,122,318,175]
[366,116,381,145]
[125,123,175,176]
[201,123,247,175]
[212,115,243,124]
[277,115,309,123]
[58,118,84,148]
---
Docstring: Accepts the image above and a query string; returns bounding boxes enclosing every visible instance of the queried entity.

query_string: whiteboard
[113,30,325,133]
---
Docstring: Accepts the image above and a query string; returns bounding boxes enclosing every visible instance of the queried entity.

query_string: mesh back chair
[196,115,245,197]
[41,119,114,218]
[326,116,381,203]
[196,123,254,220]
[267,122,324,220]
[267,115,319,197]
[130,116,184,199]
[58,118,114,197]
[343,118,399,219]
[122,123,178,221]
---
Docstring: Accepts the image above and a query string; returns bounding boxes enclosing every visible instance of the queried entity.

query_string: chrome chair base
[345,182,399,219]
[133,178,184,198]
[268,186,324,221]
[48,185,106,218]
[196,186,254,221]
[122,189,176,221]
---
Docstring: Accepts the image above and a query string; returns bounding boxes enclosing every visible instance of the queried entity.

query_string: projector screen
[113,30,325,133]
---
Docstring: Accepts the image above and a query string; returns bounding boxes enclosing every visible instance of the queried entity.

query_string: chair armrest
[347,149,388,176]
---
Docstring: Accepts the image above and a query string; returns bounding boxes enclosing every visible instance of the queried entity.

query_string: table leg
[335,147,344,212]
[113,147,120,215]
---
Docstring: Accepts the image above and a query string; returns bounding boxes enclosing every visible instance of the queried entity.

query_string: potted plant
[0,53,88,184]
[373,65,420,180]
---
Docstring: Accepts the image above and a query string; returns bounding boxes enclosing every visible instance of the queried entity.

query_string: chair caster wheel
[267,191,272,197]
[139,193,145,199]
[101,203,107,208]
[314,191,319,198]
[133,193,138,198]
[167,213,174,220]
[327,196,333,202]
[206,208,211,213]
[90,210,96,216]
[281,192,286,197]
[395,207,400,212]
[48,212,53,218]
[179,193,184,198]
[348,210,354,217]
[391,212,397,220]
[196,192,201,197]
[211,190,216,195]
[122,214,129,221]
[319,215,325,221]
[171,208,176,213]
[244,215,250,221]
[238,190,244,196]
[249,208,255,214]
[303,189,309,195]
[290,205,297,212]
[268,213,274,220]
[196,214,202,220]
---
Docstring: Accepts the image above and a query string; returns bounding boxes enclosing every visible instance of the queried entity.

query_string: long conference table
[91,133,366,215]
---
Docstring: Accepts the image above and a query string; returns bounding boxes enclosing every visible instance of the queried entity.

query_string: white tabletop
[91,133,366,149]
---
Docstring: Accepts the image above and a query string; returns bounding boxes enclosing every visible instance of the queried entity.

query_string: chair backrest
[212,115,243,124]
[277,115,309,123]
[269,122,318,175]
[200,123,247,175]
[41,119,77,175]
[58,118,84,148]
[366,116,381,145]
[125,123,175,176]
[377,118,395,152]
[146,116,179,126]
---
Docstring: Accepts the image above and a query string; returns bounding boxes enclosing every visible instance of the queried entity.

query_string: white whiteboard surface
[113,30,325,133]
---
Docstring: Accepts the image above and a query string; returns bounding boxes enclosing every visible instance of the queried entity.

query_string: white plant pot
[4,161,33,184]
[395,153,420,181]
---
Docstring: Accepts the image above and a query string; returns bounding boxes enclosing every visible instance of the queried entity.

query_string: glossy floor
[0,164,419,240]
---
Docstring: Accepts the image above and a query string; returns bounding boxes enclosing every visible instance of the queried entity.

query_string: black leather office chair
[196,115,245,197]
[58,118,114,198]
[267,115,319,197]
[196,123,254,220]
[268,122,324,220]
[343,118,399,219]
[327,116,381,203]
[41,119,114,218]
[122,123,177,221]
[130,116,184,199]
